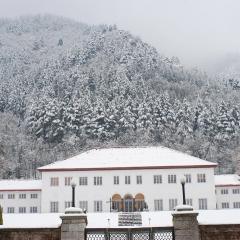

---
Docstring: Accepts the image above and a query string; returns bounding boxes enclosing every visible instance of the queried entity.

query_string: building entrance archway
[123,194,134,212]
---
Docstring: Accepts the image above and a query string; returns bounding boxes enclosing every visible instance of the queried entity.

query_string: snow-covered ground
[1,210,240,229]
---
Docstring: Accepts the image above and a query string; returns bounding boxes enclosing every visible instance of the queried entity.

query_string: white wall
[41,167,216,213]
[216,186,240,209]
[0,190,41,213]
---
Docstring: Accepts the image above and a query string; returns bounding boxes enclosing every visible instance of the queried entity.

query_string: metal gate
[86,227,174,240]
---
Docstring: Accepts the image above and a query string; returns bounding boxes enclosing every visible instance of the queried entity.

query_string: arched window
[124,194,134,212]
[135,193,145,211]
[112,194,122,212]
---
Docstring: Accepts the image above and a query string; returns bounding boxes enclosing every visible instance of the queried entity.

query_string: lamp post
[71,181,76,207]
[180,177,186,205]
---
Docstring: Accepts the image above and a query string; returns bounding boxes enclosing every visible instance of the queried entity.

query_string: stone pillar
[60,207,87,240]
[172,205,200,240]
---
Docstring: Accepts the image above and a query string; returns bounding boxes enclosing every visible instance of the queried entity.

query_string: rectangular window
[221,202,229,209]
[79,177,88,186]
[94,201,103,212]
[0,194,3,199]
[65,177,72,186]
[233,202,240,208]
[125,176,131,185]
[221,189,228,194]
[153,175,162,184]
[136,176,142,184]
[65,201,72,209]
[50,177,59,186]
[7,207,14,213]
[197,174,206,183]
[19,194,26,199]
[154,199,163,211]
[114,176,119,185]
[8,194,15,199]
[19,207,26,213]
[233,189,240,194]
[169,199,178,210]
[94,177,102,186]
[79,201,88,211]
[50,201,59,213]
[168,175,176,184]
[30,193,38,199]
[185,174,192,183]
[186,199,193,206]
[30,206,38,213]
[199,198,208,210]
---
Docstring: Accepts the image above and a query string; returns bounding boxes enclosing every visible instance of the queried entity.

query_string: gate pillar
[172,205,200,240]
[60,207,87,240]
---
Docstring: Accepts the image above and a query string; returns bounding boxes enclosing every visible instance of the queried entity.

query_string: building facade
[215,174,240,209]
[0,180,41,214]
[0,146,239,214]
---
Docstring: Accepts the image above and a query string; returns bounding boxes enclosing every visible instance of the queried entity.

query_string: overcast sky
[0,0,240,72]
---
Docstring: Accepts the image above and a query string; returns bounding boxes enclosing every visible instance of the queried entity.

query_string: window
[8,194,15,199]
[186,198,193,206]
[233,202,240,208]
[31,193,38,199]
[221,202,229,209]
[169,199,178,210]
[168,175,176,184]
[125,176,131,185]
[221,189,228,195]
[94,177,102,186]
[19,194,26,199]
[7,207,14,213]
[114,176,119,185]
[136,176,142,184]
[185,174,192,183]
[50,201,59,213]
[0,194,3,199]
[79,177,88,186]
[19,207,26,213]
[154,199,163,211]
[94,201,103,212]
[65,177,72,186]
[30,207,38,213]
[233,189,240,194]
[199,198,208,210]
[197,174,206,183]
[65,201,72,209]
[79,201,88,211]
[50,177,59,186]
[153,175,162,184]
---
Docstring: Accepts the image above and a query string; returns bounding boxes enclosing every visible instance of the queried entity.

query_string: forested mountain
[0,15,240,179]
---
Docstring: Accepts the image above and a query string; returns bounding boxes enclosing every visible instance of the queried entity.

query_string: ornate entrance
[111,193,147,212]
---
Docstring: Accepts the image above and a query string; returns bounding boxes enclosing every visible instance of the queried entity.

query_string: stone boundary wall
[0,228,60,240]
[199,224,240,240]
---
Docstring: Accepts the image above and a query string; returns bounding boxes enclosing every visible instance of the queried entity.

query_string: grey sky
[0,0,240,71]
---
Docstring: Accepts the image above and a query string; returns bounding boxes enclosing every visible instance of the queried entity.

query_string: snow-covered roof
[1,210,240,229]
[0,179,42,191]
[38,146,217,171]
[214,174,240,186]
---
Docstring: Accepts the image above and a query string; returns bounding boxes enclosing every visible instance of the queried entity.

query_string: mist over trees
[0,15,240,179]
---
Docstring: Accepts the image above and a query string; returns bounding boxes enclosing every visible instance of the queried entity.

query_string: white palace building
[0,146,240,214]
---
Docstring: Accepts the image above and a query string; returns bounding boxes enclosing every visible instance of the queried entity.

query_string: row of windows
[50,174,207,186]
[6,206,38,214]
[0,193,38,199]
[221,202,240,209]
[154,198,207,210]
[220,188,240,195]
[49,198,208,212]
